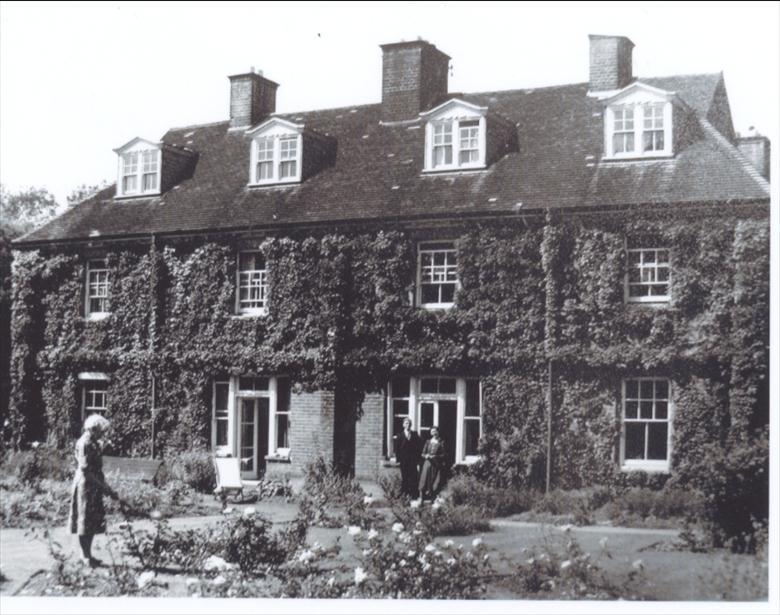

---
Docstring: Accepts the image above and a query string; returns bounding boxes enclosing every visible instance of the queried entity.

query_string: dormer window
[603,83,675,159]
[247,118,304,185]
[421,99,488,172]
[114,138,162,198]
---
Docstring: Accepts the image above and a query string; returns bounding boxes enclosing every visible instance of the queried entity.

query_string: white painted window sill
[85,313,110,322]
[621,461,670,474]
[232,310,268,319]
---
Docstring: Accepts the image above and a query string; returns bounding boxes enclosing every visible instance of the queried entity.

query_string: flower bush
[348,523,493,599]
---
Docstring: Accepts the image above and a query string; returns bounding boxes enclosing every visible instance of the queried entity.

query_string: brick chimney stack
[228,70,279,129]
[589,35,635,92]
[380,40,450,123]
[737,134,771,180]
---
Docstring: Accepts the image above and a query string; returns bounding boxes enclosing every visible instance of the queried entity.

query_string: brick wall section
[228,73,278,128]
[354,392,385,478]
[381,41,450,122]
[288,389,334,474]
[589,35,634,92]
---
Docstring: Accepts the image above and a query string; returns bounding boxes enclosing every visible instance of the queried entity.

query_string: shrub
[606,487,704,523]
[0,478,71,527]
[2,445,72,485]
[674,433,768,551]
[448,474,534,517]
[504,529,647,599]
[532,488,611,526]
[348,524,494,598]
[255,478,294,501]
[166,451,216,493]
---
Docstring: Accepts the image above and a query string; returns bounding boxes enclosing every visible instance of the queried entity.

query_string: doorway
[237,397,269,479]
[418,399,457,468]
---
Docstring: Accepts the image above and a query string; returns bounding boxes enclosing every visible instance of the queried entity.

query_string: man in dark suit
[394,417,422,499]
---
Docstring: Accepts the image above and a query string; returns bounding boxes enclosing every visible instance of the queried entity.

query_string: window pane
[465,380,480,417]
[464,419,480,456]
[655,401,668,420]
[277,378,291,413]
[420,379,437,394]
[625,423,645,460]
[440,283,456,303]
[216,419,228,447]
[640,401,653,419]
[391,377,410,398]
[420,402,434,427]
[439,378,456,395]
[625,380,639,398]
[624,400,638,419]
[239,377,254,390]
[143,173,157,191]
[215,383,229,410]
[277,414,289,449]
[392,416,405,444]
[421,284,439,304]
[393,399,409,416]
[655,380,669,400]
[647,423,668,460]
[640,381,654,399]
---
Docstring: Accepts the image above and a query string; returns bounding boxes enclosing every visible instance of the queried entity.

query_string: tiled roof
[17,73,769,244]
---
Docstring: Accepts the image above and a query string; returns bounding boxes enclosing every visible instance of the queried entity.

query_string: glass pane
[624,400,638,419]
[647,423,668,460]
[420,379,437,394]
[657,250,669,263]
[657,268,669,282]
[464,419,480,456]
[421,284,439,304]
[655,380,669,400]
[655,401,668,420]
[215,383,229,410]
[391,377,410,398]
[625,381,639,398]
[465,380,480,417]
[277,414,289,449]
[216,419,228,447]
[239,377,254,390]
[640,401,653,419]
[420,402,434,427]
[640,381,654,399]
[651,284,667,296]
[439,378,456,395]
[625,423,645,460]
[440,283,455,303]
[392,416,405,446]
[240,400,255,472]
[277,378,291,413]
[254,377,269,391]
[393,399,409,416]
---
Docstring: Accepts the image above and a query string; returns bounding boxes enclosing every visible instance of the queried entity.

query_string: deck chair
[213,455,244,504]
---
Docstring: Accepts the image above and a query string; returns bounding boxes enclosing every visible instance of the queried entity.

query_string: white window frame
[85,259,110,320]
[424,116,486,172]
[625,247,671,303]
[79,375,109,422]
[620,378,672,473]
[211,376,290,460]
[417,241,459,310]
[386,376,482,465]
[116,148,161,197]
[249,133,303,185]
[605,101,673,159]
[236,251,268,316]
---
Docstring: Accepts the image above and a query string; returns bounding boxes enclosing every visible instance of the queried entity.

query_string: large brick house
[10,36,770,489]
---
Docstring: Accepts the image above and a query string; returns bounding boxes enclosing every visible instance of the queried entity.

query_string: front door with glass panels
[418,399,457,468]
[237,397,269,479]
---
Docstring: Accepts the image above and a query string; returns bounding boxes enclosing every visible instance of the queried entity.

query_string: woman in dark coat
[418,426,446,502]
[69,414,118,567]
[394,417,421,499]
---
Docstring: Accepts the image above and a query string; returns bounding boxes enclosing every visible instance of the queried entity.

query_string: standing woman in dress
[69,414,118,567]
[418,425,446,503]
[394,417,422,499]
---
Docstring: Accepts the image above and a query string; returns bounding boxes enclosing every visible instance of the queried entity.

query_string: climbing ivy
[8,206,769,498]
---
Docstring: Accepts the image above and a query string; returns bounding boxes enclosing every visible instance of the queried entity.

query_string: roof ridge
[167,119,230,132]
[699,117,770,194]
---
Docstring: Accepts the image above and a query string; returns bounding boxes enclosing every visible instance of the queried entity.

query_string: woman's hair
[84,414,110,434]
[430,425,439,434]
[402,417,413,427]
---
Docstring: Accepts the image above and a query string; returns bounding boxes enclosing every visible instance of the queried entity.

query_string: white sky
[0,1,778,206]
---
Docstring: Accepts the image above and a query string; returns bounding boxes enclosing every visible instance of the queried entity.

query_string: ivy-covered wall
[9,205,769,490]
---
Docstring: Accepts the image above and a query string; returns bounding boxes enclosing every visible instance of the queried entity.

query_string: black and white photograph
[0,2,778,613]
